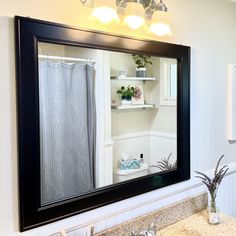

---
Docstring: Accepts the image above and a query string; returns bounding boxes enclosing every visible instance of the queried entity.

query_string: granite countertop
[158,210,236,236]
[95,193,208,236]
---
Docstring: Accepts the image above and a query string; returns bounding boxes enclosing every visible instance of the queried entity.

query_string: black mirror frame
[15,16,190,231]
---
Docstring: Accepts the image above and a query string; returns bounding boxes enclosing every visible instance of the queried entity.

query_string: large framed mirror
[15,16,190,231]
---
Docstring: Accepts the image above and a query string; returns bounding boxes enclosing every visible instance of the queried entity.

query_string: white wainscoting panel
[112,132,151,169]
[217,167,236,217]
[112,131,177,170]
[150,132,176,167]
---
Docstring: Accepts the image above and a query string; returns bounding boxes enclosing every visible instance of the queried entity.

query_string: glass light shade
[149,11,172,36]
[123,2,145,30]
[91,0,119,24]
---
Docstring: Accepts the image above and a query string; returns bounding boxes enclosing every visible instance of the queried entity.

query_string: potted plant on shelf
[132,54,152,78]
[195,155,229,225]
[116,86,135,105]
[150,153,177,171]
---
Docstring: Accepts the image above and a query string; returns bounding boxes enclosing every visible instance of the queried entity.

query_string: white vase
[208,195,220,225]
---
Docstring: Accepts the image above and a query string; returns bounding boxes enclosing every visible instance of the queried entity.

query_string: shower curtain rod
[38,55,96,64]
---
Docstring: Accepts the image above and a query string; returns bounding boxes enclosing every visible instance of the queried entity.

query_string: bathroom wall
[110,52,158,137]
[112,133,151,169]
[110,52,176,167]
[112,132,176,170]
[110,51,136,78]
[150,132,176,169]
[38,42,66,56]
[110,52,176,136]
[1,0,236,235]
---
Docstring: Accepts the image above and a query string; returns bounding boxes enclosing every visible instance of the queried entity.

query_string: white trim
[104,139,114,146]
[38,54,96,64]
[95,51,113,187]
[112,131,151,141]
[150,131,176,139]
[95,51,106,188]
[112,131,176,141]
[160,58,177,106]
[226,64,236,141]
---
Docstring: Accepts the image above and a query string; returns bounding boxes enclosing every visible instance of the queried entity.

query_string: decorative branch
[195,155,229,212]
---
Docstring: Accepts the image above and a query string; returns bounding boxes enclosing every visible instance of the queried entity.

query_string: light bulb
[149,23,172,36]
[124,16,145,30]
[123,2,145,30]
[91,0,119,24]
[149,11,172,36]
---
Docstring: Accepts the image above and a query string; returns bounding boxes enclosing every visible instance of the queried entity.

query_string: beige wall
[110,52,159,136]
[110,52,177,136]
[1,0,236,235]
[38,42,66,56]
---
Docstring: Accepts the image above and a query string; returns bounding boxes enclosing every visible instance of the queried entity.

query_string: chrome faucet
[131,223,156,236]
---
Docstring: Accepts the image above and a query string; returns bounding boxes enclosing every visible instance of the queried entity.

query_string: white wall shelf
[111,76,156,81]
[111,104,156,110]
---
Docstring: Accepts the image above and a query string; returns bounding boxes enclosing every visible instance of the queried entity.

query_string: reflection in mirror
[160,58,177,106]
[38,42,177,205]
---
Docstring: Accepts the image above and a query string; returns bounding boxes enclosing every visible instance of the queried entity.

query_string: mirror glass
[160,59,177,106]
[38,42,177,205]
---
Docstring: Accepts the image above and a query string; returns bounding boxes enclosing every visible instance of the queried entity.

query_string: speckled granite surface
[158,210,236,236]
[95,193,208,236]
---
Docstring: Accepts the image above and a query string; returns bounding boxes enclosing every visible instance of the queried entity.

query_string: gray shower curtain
[39,61,96,205]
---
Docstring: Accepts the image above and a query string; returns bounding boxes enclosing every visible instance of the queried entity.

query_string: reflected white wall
[112,131,176,170]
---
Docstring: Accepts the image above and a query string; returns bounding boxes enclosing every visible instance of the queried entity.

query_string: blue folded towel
[119,159,140,170]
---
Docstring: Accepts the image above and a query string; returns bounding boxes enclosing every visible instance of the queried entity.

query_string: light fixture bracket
[81,0,90,5]
[80,0,168,15]
[156,0,167,12]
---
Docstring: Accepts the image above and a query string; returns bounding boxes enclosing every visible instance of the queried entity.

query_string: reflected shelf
[111,76,156,81]
[113,163,149,176]
[111,104,156,110]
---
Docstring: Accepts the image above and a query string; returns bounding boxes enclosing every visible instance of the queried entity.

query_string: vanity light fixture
[90,0,120,24]
[149,0,172,36]
[81,0,172,36]
[123,1,145,30]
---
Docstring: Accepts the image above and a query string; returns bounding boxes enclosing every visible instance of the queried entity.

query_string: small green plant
[116,86,135,98]
[132,54,152,69]
[150,153,177,171]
